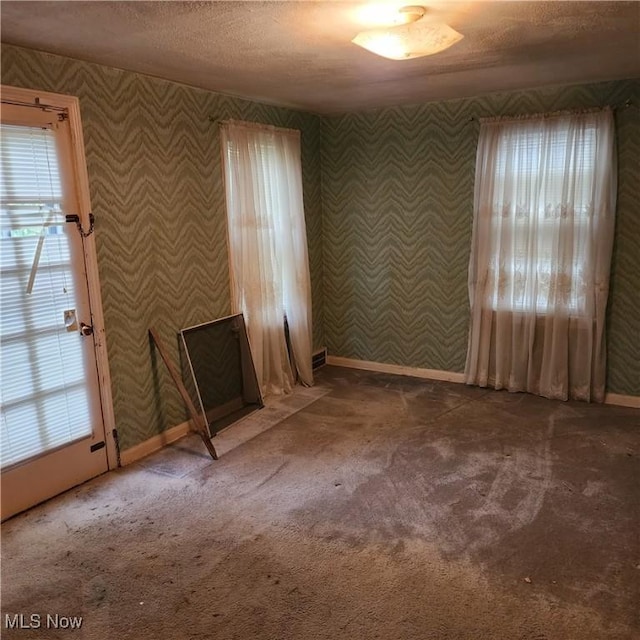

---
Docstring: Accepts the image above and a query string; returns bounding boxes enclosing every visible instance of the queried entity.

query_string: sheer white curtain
[221,120,313,397]
[465,109,616,401]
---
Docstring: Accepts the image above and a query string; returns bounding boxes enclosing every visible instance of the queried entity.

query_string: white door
[1,99,109,520]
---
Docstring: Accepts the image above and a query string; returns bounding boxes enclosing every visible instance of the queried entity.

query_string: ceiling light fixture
[356,3,425,27]
[352,5,463,60]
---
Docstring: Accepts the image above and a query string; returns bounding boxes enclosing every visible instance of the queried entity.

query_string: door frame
[1,84,118,471]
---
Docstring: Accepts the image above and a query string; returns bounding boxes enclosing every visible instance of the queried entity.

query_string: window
[1,123,91,466]
[220,121,313,396]
[478,115,605,315]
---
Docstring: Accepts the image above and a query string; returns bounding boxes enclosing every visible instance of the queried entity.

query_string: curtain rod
[467,99,636,123]
[209,117,300,136]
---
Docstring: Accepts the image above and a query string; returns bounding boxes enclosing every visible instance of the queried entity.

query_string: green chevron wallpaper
[1,44,324,450]
[321,79,640,396]
[2,44,638,456]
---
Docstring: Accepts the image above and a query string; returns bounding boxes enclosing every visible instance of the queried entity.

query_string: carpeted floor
[2,365,639,639]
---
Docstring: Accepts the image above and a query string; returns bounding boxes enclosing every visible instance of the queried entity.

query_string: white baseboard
[119,361,637,467]
[326,356,466,384]
[603,393,640,409]
[326,355,639,408]
[120,420,192,466]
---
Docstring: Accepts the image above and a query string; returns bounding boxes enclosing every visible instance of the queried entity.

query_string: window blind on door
[1,123,92,469]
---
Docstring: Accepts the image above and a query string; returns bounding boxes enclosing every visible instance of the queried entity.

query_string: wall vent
[312,347,327,370]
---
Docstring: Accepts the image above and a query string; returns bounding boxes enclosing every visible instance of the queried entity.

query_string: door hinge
[112,429,122,467]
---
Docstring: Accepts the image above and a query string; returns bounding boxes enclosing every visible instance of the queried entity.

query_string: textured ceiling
[1,1,639,114]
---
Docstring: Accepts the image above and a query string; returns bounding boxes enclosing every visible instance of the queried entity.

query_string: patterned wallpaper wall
[2,42,638,457]
[321,79,640,396]
[1,44,324,450]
